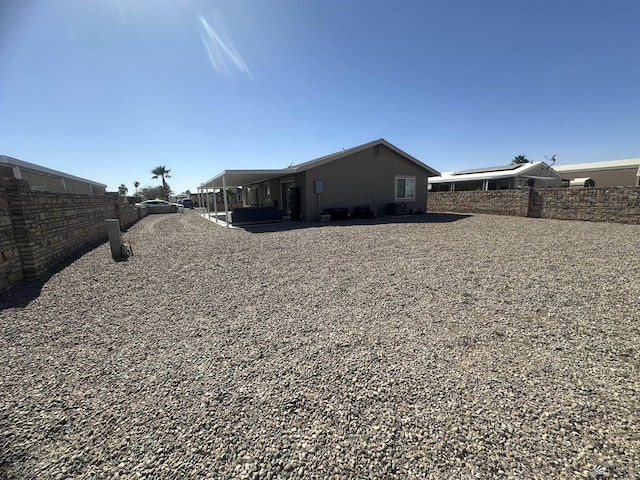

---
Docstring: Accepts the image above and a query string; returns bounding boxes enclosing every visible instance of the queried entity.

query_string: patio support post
[222,174,230,227]
[206,188,211,219]
[213,186,219,223]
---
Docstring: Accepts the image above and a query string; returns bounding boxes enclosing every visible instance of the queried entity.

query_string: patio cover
[429,161,562,184]
[198,169,295,226]
[199,169,296,190]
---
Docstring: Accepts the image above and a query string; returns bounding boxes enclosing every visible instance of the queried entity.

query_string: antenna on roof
[545,153,557,166]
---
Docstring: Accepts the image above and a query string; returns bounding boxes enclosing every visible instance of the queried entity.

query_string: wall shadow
[0,280,45,309]
[0,239,107,309]
[238,213,472,234]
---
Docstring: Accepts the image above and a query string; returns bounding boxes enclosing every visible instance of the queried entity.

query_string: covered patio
[428,162,563,191]
[197,168,295,227]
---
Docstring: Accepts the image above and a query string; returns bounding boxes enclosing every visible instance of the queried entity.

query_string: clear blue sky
[1,0,638,194]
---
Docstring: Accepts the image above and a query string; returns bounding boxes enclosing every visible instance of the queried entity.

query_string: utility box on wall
[314,180,323,194]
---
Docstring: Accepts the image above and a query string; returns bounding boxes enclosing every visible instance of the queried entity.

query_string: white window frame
[395,175,416,201]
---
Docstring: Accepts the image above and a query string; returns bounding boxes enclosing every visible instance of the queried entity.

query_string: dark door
[288,187,301,220]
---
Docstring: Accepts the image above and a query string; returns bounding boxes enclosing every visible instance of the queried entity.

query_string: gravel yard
[1,212,639,479]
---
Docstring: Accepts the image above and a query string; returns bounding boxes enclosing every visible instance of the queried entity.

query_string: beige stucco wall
[554,167,639,187]
[300,145,429,219]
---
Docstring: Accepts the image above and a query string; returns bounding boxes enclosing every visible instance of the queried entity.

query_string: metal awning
[199,169,296,189]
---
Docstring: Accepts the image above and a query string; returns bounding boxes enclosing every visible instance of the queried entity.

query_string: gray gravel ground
[1,212,639,479]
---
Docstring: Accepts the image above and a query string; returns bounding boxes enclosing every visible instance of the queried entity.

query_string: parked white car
[135,199,184,212]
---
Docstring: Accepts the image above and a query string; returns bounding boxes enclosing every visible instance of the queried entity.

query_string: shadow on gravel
[238,213,472,234]
[0,279,46,310]
[0,240,107,309]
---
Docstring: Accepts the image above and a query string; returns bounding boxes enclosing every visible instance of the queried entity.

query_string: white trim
[553,158,640,172]
[394,175,416,201]
[0,155,107,188]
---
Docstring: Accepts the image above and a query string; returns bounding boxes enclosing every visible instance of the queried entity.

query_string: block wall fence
[3,179,639,291]
[428,186,640,224]
[1,178,147,291]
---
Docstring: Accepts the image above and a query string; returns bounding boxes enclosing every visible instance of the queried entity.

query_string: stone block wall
[143,205,178,214]
[428,190,531,217]
[114,197,148,227]
[534,187,640,224]
[0,182,24,290]
[0,178,146,291]
[428,187,640,224]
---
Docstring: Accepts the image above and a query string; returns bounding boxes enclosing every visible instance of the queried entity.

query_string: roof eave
[198,169,297,189]
[292,138,440,176]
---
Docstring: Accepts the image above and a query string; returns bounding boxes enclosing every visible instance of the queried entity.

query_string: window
[395,176,416,200]
[247,186,260,205]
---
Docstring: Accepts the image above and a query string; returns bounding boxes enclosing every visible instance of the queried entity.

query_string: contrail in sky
[199,15,252,79]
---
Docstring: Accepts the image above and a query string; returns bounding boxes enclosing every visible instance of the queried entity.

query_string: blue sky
[1,0,638,195]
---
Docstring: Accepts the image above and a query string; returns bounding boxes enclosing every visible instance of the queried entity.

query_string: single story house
[198,139,440,224]
[428,161,563,192]
[0,155,107,194]
[552,158,640,187]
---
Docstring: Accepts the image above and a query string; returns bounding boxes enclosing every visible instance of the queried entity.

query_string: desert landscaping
[1,212,638,479]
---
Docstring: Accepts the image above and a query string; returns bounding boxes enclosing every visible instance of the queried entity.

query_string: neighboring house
[428,161,563,192]
[552,158,640,187]
[198,138,440,223]
[0,155,107,194]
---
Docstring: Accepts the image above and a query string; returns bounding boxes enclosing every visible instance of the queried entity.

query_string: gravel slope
[1,212,639,479]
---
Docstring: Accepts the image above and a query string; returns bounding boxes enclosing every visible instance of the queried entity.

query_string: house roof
[198,139,439,189]
[289,138,440,176]
[429,161,562,184]
[0,155,107,188]
[552,158,640,172]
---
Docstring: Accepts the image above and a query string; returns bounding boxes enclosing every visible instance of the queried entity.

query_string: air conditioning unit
[387,202,408,215]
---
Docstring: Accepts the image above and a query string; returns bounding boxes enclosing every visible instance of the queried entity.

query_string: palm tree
[151,166,171,198]
[511,155,529,165]
[133,181,140,194]
[118,184,128,195]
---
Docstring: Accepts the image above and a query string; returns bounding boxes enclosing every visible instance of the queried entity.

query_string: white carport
[198,169,295,227]
[429,161,563,191]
